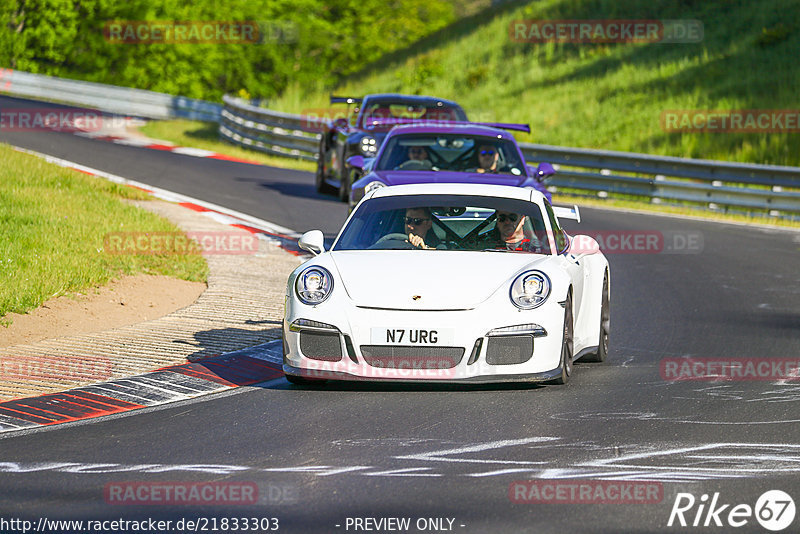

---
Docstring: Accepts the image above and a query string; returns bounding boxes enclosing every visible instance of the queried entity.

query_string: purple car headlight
[360,136,377,156]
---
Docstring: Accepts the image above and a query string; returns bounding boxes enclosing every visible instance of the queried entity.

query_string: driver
[407,146,430,162]
[395,145,432,170]
[405,207,441,249]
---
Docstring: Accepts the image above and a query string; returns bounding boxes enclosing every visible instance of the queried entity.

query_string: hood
[329,250,548,310]
[372,170,528,187]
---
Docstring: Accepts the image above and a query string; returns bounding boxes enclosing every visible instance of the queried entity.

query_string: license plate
[370,327,454,345]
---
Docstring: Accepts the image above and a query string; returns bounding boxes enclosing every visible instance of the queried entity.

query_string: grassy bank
[269,0,800,167]
[0,144,208,319]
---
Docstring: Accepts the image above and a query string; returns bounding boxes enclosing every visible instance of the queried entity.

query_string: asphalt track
[1,95,800,533]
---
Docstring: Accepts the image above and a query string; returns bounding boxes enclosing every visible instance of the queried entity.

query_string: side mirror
[346,155,365,170]
[536,162,556,181]
[333,117,349,129]
[571,234,600,260]
[298,230,325,256]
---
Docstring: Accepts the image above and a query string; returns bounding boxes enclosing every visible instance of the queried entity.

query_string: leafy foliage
[0,0,455,100]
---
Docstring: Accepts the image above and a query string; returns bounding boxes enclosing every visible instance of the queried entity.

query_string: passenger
[476,144,499,173]
[479,210,541,251]
[404,207,441,249]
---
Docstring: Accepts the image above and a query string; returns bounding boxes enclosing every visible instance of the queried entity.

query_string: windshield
[360,101,466,126]
[375,133,526,175]
[333,194,550,254]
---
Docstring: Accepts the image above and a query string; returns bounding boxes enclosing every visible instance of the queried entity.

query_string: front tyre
[552,293,573,385]
[315,142,335,194]
[337,158,351,202]
[285,374,327,386]
[584,272,610,363]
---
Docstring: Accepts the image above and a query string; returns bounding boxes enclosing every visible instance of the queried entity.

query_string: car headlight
[360,136,378,156]
[509,270,550,309]
[365,180,385,193]
[295,266,333,305]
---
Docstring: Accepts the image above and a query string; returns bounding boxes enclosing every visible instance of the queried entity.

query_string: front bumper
[283,296,566,383]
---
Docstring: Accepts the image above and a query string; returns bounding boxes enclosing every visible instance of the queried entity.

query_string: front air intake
[299,331,343,361]
[485,336,533,365]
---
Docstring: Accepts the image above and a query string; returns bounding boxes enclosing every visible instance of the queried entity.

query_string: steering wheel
[395,159,433,171]
[369,233,414,249]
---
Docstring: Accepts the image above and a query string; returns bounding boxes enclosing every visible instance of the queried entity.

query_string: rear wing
[553,205,581,223]
[330,95,362,104]
[364,118,530,133]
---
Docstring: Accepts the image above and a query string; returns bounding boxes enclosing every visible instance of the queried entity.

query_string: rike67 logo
[667,490,796,531]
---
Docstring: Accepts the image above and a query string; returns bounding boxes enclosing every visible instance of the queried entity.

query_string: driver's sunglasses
[497,214,519,223]
[409,147,426,154]
[405,217,430,225]
[479,149,496,156]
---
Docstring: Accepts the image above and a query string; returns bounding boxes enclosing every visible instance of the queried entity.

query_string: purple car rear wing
[364,118,531,134]
[330,95,363,104]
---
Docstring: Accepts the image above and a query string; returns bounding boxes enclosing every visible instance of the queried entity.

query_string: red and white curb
[12,145,308,256]
[0,342,284,433]
[74,130,265,165]
[0,145,310,432]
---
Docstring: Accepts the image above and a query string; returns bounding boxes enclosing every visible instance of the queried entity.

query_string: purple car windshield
[361,103,465,126]
[375,134,525,175]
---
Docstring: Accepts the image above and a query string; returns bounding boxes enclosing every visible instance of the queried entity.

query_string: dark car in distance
[315,93,468,201]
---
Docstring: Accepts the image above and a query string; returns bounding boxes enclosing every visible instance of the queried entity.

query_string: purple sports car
[346,123,554,210]
[316,94,468,201]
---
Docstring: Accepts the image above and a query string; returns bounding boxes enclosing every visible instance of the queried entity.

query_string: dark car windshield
[333,194,550,254]
[359,101,467,127]
[375,133,526,175]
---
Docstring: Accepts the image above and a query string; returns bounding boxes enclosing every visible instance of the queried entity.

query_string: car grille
[360,346,464,369]
[299,331,342,361]
[485,335,533,365]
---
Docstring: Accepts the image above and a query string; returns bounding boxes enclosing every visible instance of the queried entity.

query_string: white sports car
[283,183,609,385]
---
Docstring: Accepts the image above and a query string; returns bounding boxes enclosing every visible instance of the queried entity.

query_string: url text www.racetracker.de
[0,516,280,533]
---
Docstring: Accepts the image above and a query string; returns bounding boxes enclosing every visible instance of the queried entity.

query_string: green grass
[0,144,208,318]
[269,0,800,167]
[139,119,316,172]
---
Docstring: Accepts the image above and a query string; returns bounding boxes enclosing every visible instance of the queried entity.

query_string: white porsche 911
[282,183,609,385]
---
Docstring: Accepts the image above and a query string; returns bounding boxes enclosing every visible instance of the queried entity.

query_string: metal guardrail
[520,143,800,215]
[0,69,221,122]
[220,92,800,216]
[3,70,798,216]
[219,95,320,162]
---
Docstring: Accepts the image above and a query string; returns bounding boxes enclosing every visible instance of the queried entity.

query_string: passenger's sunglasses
[497,214,519,223]
[479,149,496,156]
[405,217,430,225]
